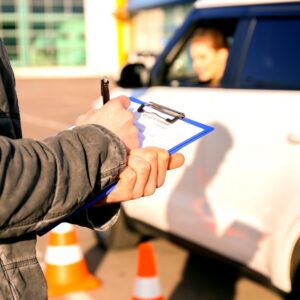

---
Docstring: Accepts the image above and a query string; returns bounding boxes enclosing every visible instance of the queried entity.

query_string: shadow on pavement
[84,242,106,274]
[169,252,239,300]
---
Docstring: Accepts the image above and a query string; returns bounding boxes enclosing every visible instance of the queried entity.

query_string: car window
[240,18,300,90]
[165,19,237,88]
[166,44,195,85]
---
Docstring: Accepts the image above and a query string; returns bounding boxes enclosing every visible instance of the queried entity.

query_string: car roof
[194,0,300,9]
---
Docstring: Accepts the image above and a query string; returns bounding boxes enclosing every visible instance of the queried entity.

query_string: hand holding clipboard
[37,96,213,235]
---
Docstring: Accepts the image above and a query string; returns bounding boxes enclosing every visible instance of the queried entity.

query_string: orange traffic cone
[132,242,164,300]
[44,222,101,297]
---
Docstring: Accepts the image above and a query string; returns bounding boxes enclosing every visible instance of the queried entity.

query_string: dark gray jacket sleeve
[0,124,127,238]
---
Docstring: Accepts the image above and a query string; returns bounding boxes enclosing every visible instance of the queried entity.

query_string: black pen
[101,76,110,105]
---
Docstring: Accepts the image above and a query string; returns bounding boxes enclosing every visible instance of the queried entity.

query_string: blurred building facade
[121,0,193,68]
[0,0,193,77]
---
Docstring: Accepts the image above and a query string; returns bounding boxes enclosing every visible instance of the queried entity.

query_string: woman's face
[189,36,224,84]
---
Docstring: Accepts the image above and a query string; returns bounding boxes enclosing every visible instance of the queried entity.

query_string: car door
[123,12,300,276]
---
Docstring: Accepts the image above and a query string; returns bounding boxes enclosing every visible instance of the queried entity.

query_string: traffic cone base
[132,242,164,300]
[46,262,101,296]
[132,277,164,300]
[44,223,101,297]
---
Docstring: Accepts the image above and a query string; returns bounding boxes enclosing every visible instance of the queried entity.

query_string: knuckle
[123,168,136,181]
[145,150,158,162]
[139,160,151,173]
[158,149,169,161]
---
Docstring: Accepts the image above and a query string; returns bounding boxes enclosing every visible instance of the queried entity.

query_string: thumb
[168,153,185,170]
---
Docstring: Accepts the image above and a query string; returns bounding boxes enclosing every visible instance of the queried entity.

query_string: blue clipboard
[129,97,214,154]
[37,97,214,236]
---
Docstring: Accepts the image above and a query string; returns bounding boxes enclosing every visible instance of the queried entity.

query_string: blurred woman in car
[189,28,229,87]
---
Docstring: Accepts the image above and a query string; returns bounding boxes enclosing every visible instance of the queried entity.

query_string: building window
[30,0,45,13]
[72,0,84,13]
[52,0,64,12]
[0,0,16,12]
[0,0,86,67]
[0,20,19,63]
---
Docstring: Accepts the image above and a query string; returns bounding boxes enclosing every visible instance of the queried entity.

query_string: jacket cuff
[86,204,120,231]
[69,203,120,230]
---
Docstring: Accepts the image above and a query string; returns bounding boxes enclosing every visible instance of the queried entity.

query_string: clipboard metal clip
[137,101,185,124]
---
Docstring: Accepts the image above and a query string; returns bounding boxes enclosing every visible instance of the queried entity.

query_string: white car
[98,0,300,296]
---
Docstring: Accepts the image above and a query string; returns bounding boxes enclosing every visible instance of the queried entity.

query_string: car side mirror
[117,63,149,88]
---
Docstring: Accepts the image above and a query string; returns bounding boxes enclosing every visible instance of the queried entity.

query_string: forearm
[0,124,127,238]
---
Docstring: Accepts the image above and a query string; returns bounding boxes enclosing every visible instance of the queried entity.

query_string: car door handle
[288,133,300,144]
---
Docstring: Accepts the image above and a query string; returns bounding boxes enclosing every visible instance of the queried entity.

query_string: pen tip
[102,76,109,84]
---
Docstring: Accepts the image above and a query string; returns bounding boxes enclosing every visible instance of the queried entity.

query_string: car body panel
[121,86,300,291]
[105,0,300,293]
